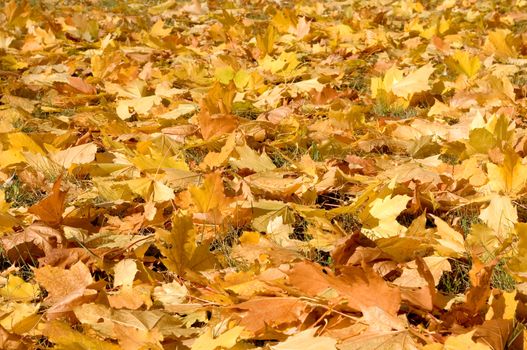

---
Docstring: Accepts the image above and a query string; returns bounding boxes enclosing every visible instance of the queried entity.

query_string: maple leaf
[288,261,401,315]
[50,143,98,169]
[28,175,67,227]
[486,151,527,195]
[155,213,216,276]
[372,64,435,101]
[271,327,337,350]
[0,275,40,302]
[44,321,120,350]
[189,171,230,213]
[191,325,244,350]
[361,194,411,239]
[230,297,308,336]
[5,0,527,348]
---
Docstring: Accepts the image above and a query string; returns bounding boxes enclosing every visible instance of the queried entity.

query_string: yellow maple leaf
[484,29,517,59]
[126,178,175,203]
[361,194,411,239]
[391,64,435,99]
[189,172,229,212]
[155,213,216,276]
[0,275,40,302]
[431,215,465,258]
[486,152,527,195]
[372,64,434,101]
[271,327,337,350]
[191,325,244,350]
[44,321,120,350]
[451,50,481,78]
[478,195,517,238]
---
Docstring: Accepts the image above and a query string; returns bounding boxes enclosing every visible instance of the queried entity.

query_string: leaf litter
[1,0,527,349]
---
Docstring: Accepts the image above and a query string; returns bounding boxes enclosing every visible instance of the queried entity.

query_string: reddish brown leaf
[230,297,309,337]
[28,175,67,227]
[288,261,401,315]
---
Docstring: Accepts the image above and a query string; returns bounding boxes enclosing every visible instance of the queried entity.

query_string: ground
[0,0,527,349]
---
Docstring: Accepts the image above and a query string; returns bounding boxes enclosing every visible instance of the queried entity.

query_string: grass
[333,212,362,233]
[437,258,471,295]
[372,100,419,119]
[12,118,37,133]
[232,102,261,120]
[3,175,45,208]
[458,215,483,237]
[209,226,248,270]
[269,145,306,168]
[0,248,13,271]
[445,207,481,237]
[304,249,332,267]
[183,146,208,168]
[439,152,460,166]
[437,257,516,295]
[491,259,516,291]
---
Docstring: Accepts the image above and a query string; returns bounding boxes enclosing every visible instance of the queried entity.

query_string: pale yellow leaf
[431,215,465,258]
[479,195,517,236]
[50,143,97,169]
[153,281,188,307]
[271,328,337,350]
[44,320,121,350]
[443,330,492,350]
[487,159,527,195]
[391,64,435,99]
[229,144,276,172]
[0,302,39,332]
[365,195,411,238]
[113,259,138,289]
[191,326,244,350]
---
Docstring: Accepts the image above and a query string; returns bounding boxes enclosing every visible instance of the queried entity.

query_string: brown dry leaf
[67,76,97,94]
[201,132,236,169]
[361,306,407,332]
[231,232,303,266]
[198,83,238,140]
[394,258,436,311]
[472,319,513,350]
[1,223,63,263]
[0,325,28,350]
[198,110,239,140]
[37,247,99,268]
[445,257,496,327]
[107,284,153,310]
[244,170,310,197]
[466,258,496,315]
[4,0,527,348]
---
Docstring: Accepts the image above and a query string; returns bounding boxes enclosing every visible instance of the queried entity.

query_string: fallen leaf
[271,327,337,350]
[28,176,67,226]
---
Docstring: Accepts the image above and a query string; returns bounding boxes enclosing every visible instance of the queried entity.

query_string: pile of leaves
[1,0,527,348]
